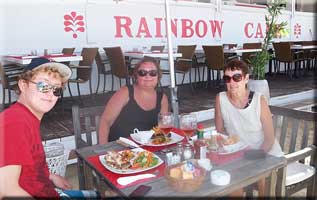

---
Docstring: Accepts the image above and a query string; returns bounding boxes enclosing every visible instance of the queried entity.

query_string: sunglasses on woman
[223,74,243,83]
[29,80,63,97]
[137,69,158,77]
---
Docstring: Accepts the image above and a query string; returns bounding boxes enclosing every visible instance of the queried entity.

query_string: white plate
[99,147,163,174]
[130,131,184,147]
[219,140,248,155]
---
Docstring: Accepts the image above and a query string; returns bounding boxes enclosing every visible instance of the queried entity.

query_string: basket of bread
[165,160,206,193]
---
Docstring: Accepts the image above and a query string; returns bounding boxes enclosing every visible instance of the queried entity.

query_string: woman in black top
[98,57,169,143]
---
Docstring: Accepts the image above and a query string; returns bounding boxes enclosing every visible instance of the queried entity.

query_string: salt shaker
[176,142,183,156]
[183,143,193,160]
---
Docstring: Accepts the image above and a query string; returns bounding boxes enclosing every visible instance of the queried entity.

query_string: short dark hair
[224,59,249,76]
[133,57,162,80]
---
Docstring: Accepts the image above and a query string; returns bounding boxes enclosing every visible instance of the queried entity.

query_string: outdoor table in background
[2,54,83,65]
[290,45,317,50]
[195,48,262,57]
[75,140,286,198]
[124,51,182,59]
[223,48,262,56]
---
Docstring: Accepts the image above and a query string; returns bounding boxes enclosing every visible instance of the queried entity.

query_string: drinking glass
[180,113,197,144]
[158,112,174,134]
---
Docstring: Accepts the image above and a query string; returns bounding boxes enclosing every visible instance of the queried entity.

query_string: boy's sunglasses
[223,74,243,83]
[137,69,158,77]
[29,80,63,97]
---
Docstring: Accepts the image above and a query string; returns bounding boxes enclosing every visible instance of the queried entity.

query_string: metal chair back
[242,42,262,64]
[72,104,105,149]
[202,45,224,70]
[62,48,75,55]
[273,42,293,62]
[104,46,130,78]
[176,45,197,72]
[0,63,23,105]
[150,45,165,52]
[77,48,98,82]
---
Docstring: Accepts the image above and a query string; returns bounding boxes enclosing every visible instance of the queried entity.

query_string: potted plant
[248,0,287,103]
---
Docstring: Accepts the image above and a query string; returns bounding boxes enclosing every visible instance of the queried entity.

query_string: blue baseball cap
[25,57,72,81]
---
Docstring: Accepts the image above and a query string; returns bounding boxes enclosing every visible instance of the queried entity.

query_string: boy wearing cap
[0,58,98,198]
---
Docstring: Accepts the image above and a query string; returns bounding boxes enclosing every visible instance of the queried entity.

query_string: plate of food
[99,148,163,174]
[217,135,248,155]
[130,127,184,147]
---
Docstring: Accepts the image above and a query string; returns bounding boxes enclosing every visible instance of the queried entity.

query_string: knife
[117,173,156,186]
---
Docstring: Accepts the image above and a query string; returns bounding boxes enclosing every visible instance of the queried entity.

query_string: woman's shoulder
[217,91,226,98]
[252,91,264,101]
[111,86,130,100]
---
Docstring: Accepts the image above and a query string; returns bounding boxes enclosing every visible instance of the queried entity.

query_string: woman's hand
[49,173,72,190]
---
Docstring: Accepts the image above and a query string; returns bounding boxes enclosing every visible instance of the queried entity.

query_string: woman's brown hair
[224,59,249,76]
[133,57,162,81]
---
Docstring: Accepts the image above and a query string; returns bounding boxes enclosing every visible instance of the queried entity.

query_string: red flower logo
[64,12,85,39]
[293,23,301,38]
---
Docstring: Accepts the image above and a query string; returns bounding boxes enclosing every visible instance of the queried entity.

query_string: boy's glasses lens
[137,69,158,77]
[30,81,63,97]
[223,74,243,83]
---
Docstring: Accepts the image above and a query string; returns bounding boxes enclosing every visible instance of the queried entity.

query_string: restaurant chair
[309,50,317,70]
[61,47,75,66]
[150,45,165,52]
[95,51,112,94]
[272,42,305,78]
[269,106,316,198]
[223,43,238,62]
[301,41,316,71]
[68,47,98,100]
[192,53,206,84]
[241,42,262,65]
[162,45,197,91]
[103,46,133,91]
[71,104,105,189]
[150,45,165,66]
[202,45,225,87]
[245,106,316,198]
[0,63,24,107]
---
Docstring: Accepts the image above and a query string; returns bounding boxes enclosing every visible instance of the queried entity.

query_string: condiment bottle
[176,142,183,161]
[183,143,193,160]
[194,124,208,159]
[209,130,219,152]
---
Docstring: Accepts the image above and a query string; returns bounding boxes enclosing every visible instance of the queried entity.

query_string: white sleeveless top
[219,91,283,157]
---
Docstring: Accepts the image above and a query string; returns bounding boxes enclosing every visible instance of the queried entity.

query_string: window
[296,0,317,13]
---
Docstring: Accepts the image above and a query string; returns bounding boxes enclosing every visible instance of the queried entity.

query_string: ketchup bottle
[194,124,207,159]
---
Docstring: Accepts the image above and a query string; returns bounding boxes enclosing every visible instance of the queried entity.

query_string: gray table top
[76,141,286,197]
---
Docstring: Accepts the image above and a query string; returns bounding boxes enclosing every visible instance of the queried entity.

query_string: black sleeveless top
[109,85,163,142]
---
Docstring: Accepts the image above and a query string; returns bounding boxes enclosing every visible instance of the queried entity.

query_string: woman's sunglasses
[223,74,243,83]
[29,80,63,97]
[137,69,158,77]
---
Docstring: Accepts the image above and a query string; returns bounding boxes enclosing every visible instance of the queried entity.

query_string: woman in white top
[214,59,283,197]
